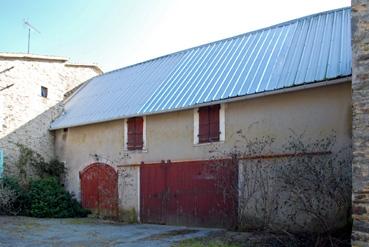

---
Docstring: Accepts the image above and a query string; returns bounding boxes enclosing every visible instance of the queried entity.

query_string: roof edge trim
[65,63,103,74]
[0,52,68,62]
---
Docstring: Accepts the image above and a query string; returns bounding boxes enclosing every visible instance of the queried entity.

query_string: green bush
[0,180,18,215]
[32,159,66,181]
[1,176,30,215]
[2,145,89,218]
[28,177,90,218]
[0,176,89,218]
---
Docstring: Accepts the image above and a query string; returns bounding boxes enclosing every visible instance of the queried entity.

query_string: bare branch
[0,66,14,75]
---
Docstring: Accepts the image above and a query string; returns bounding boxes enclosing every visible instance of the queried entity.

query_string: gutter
[49,76,351,130]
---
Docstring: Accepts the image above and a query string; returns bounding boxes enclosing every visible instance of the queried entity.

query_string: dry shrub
[0,181,18,215]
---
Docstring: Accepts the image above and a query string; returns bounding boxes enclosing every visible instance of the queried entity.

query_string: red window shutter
[198,104,220,143]
[209,105,220,141]
[127,118,136,150]
[127,117,144,150]
[198,107,209,143]
[135,117,144,150]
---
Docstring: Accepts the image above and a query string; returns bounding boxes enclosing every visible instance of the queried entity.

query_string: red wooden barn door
[140,162,167,224]
[80,163,118,218]
[140,160,237,227]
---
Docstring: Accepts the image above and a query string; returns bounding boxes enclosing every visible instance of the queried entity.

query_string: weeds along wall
[208,134,352,232]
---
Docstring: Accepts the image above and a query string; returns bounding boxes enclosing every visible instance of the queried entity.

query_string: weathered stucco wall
[0,54,100,176]
[352,0,369,245]
[55,82,352,225]
[237,152,351,232]
[117,166,140,221]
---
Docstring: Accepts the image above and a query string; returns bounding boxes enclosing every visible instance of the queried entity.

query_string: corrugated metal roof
[50,7,351,130]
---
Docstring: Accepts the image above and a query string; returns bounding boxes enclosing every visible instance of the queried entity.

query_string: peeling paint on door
[140,160,237,227]
[80,163,118,218]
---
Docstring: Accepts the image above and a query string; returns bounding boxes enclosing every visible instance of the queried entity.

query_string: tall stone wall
[352,1,369,245]
[0,55,101,176]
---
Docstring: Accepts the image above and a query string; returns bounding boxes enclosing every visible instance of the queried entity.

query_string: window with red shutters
[198,104,220,143]
[127,117,144,150]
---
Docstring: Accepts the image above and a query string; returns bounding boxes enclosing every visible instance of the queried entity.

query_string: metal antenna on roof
[23,19,41,54]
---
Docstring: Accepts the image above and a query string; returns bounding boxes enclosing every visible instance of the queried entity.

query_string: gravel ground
[0,216,220,247]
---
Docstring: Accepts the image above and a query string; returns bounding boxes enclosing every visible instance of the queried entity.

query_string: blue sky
[1,0,350,72]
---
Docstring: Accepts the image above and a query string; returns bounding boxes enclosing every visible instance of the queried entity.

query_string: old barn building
[50,8,352,231]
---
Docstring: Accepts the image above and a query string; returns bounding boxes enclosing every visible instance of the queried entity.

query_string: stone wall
[0,54,101,176]
[352,1,369,245]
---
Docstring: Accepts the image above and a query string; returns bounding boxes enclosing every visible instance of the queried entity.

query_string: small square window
[41,86,48,98]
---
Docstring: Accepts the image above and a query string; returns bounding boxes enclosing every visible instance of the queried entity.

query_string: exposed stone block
[352,0,369,244]
[354,206,368,215]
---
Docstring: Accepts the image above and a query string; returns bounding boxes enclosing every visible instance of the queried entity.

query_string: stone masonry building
[0,53,101,176]
[352,0,369,246]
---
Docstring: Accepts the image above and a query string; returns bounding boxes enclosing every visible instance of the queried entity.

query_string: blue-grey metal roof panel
[50,7,351,130]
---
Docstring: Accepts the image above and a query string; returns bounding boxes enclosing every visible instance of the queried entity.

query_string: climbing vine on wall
[15,143,65,184]
[0,144,88,218]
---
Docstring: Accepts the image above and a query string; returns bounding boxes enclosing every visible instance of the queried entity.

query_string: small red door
[80,163,118,218]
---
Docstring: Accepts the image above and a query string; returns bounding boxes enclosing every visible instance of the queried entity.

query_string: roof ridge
[98,6,350,78]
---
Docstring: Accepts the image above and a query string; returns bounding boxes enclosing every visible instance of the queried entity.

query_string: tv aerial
[23,19,41,54]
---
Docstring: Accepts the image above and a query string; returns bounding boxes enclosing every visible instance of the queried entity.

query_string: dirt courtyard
[0,216,218,247]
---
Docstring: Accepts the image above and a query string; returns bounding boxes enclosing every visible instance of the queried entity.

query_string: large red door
[80,163,118,218]
[140,160,237,227]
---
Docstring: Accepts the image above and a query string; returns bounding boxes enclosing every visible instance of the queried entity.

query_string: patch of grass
[64,218,91,225]
[118,208,138,223]
[64,217,127,226]
[146,229,199,240]
[23,221,43,230]
[174,239,240,247]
